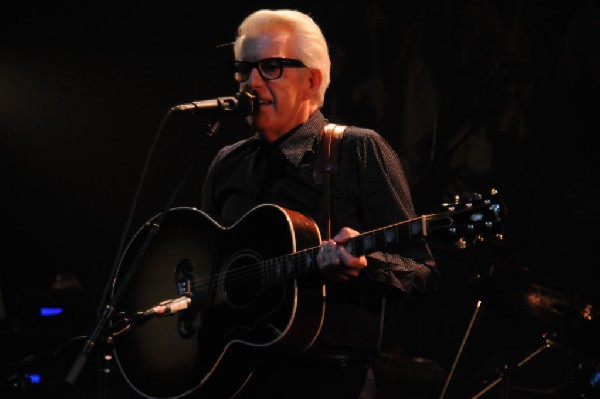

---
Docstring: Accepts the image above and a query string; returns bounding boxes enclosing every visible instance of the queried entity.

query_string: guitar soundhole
[221,251,262,309]
[175,258,194,294]
[175,259,201,339]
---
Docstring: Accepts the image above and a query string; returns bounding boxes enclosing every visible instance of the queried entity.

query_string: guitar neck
[345,215,443,257]
[260,214,448,286]
[261,192,504,286]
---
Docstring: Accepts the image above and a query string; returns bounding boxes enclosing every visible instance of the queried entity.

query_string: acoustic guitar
[111,190,504,399]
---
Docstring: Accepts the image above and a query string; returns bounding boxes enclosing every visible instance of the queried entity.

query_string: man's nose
[247,66,263,84]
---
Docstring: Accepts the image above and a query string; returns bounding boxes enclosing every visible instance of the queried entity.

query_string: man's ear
[304,68,323,100]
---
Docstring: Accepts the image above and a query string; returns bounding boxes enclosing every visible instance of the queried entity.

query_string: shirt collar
[275,110,326,167]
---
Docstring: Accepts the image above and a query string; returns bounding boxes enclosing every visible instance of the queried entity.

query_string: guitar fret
[363,233,374,252]
[286,257,293,278]
[265,258,273,285]
[374,229,386,249]
[386,228,396,244]
[345,241,355,257]
[354,238,364,256]
[409,220,421,237]
[271,259,277,284]
[275,260,282,281]
[293,257,299,276]
[262,250,320,286]
[298,253,305,274]
[263,260,272,286]
[305,252,314,273]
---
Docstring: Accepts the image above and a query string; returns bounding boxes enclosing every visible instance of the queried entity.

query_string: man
[201,9,440,399]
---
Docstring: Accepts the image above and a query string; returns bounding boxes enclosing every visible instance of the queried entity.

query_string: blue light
[40,307,64,316]
[590,371,600,387]
[27,374,41,384]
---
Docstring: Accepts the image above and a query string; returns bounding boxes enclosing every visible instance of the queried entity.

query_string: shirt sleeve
[335,128,441,301]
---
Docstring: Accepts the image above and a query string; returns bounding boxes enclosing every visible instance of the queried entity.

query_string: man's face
[238,28,314,141]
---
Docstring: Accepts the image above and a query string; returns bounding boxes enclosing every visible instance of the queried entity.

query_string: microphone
[110,295,195,336]
[148,296,192,316]
[170,91,259,117]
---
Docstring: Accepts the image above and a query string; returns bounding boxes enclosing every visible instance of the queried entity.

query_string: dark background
[1,1,599,398]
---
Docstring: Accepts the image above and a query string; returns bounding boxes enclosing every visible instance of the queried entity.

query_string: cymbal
[500,281,596,326]
[475,267,600,351]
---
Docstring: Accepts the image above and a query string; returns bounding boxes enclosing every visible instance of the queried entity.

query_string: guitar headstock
[435,188,506,249]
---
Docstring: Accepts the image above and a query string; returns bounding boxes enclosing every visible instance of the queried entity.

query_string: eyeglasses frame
[233,57,306,82]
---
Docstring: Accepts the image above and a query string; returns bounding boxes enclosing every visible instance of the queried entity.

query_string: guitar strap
[313,122,347,240]
[313,123,386,396]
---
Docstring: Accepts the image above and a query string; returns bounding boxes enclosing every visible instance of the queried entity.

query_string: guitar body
[112,204,325,399]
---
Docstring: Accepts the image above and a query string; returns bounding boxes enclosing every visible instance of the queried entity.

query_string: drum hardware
[438,262,600,399]
[438,292,561,399]
[439,265,499,399]
[470,332,557,399]
[439,299,484,399]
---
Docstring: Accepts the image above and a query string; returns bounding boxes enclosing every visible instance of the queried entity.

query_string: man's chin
[247,113,269,129]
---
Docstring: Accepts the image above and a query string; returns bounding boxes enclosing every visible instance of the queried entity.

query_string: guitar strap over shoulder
[313,123,347,239]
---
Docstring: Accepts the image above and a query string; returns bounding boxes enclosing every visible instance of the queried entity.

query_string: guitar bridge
[177,280,191,296]
[175,259,194,296]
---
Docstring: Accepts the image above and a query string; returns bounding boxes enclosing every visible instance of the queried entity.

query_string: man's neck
[260,105,318,142]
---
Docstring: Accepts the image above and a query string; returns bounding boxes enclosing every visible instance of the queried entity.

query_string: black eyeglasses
[232,57,306,83]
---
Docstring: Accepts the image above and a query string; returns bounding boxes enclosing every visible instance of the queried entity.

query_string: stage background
[2,1,599,398]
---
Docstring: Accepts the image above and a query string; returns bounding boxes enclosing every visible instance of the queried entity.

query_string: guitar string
[184,224,413,291]
[182,204,498,291]
[186,245,319,291]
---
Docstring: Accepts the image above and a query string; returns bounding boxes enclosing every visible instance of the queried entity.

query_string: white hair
[233,9,331,108]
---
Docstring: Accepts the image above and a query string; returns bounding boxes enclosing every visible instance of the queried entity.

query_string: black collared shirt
[201,110,439,351]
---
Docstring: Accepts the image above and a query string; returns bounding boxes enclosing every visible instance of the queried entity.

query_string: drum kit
[371,187,599,398]
[371,255,600,399]
[437,259,600,399]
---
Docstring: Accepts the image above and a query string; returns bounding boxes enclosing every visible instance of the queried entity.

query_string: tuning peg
[455,237,467,249]
[490,187,498,195]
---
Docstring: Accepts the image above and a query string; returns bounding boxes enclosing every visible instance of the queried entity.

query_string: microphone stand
[471,332,556,398]
[438,299,484,399]
[63,110,224,397]
[438,265,496,399]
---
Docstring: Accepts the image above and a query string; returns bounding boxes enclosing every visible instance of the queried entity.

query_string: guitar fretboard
[259,193,503,287]
[260,216,430,286]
